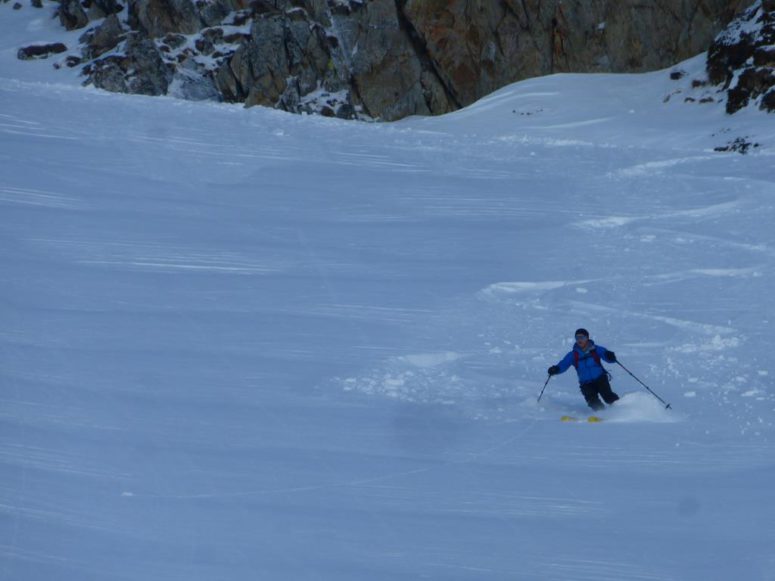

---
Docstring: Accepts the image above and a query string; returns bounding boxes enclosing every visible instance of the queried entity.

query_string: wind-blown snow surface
[3,6,775,581]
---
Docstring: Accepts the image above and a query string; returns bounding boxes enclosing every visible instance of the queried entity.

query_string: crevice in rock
[393,0,462,111]
[503,0,532,31]
[349,73,373,118]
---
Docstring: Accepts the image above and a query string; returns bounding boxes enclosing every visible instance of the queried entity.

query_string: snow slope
[2,4,775,580]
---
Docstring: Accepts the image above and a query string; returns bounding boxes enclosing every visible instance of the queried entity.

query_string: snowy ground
[2,4,775,580]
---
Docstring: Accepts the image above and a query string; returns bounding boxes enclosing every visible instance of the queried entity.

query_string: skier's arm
[597,345,617,363]
[556,352,574,373]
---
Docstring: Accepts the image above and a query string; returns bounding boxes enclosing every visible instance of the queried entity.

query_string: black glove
[605,351,617,363]
[548,365,560,376]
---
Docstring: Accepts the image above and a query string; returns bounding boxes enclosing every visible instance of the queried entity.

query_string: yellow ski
[561,415,603,423]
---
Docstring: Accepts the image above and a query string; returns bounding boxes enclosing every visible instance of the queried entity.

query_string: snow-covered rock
[707,0,775,112]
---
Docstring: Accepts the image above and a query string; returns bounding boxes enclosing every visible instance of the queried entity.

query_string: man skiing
[548,328,619,411]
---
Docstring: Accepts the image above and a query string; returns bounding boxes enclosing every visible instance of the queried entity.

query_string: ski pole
[616,361,672,409]
[536,374,552,403]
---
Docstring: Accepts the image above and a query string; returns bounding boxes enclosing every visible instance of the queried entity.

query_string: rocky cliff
[19,0,755,119]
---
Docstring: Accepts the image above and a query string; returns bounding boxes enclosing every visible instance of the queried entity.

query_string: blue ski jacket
[555,340,612,385]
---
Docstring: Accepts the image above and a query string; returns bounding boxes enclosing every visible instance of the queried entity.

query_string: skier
[547,328,619,411]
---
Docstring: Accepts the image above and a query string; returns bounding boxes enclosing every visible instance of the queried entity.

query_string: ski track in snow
[0,186,86,209]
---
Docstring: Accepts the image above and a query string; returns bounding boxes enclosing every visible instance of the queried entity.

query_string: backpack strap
[573,349,602,368]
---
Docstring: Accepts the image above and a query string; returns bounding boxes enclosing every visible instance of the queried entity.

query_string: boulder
[80,13,125,60]
[88,0,122,18]
[168,59,221,101]
[86,32,173,95]
[58,0,89,30]
[17,42,67,60]
[127,0,201,37]
[761,87,775,110]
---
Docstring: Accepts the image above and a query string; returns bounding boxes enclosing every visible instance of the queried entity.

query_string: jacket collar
[573,339,596,354]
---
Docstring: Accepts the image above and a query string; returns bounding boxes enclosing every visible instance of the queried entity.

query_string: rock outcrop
[83,31,173,95]
[22,0,757,119]
[707,0,775,112]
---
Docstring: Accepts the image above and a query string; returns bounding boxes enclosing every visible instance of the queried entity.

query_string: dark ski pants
[580,375,619,411]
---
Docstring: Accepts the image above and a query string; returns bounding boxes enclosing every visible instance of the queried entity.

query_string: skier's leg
[580,382,605,411]
[598,374,620,405]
